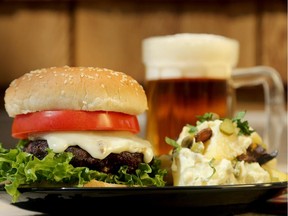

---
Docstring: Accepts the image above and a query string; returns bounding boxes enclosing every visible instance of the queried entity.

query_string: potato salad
[165,112,287,186]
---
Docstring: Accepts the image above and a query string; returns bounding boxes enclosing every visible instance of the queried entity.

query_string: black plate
[0,182,287,215]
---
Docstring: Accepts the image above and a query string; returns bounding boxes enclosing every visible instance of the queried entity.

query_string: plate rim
[1,181,286,214]
[0,180,286,192]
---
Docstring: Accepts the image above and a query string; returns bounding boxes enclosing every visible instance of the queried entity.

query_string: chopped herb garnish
[165,137,181,154]
[186,124,198,134]
[232,111,246,121]
[208,158,216,178]
[196,111,254,136]
[232,111,254,135]
[196,112,215,123]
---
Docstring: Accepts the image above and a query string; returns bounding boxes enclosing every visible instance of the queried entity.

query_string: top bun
[5,66,148,117]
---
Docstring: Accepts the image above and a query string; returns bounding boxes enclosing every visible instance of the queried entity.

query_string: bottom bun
[83,180,127,187]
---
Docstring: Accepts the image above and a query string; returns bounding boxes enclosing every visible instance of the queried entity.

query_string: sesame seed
[110,71,119,76]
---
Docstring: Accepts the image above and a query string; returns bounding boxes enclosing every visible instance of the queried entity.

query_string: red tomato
[12,110,140,139]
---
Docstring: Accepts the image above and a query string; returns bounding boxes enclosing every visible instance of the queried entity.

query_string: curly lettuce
[0,140,167,202]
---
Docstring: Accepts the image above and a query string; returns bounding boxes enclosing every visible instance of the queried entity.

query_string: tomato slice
[12,110,140,139]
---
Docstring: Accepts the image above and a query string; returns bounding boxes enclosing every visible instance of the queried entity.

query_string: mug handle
[231,66,286,152]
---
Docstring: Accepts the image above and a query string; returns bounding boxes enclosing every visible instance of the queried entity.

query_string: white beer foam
[142,33,239,80]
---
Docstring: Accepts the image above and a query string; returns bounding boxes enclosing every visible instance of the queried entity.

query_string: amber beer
[145,78,229,155]
[142,33,240,155]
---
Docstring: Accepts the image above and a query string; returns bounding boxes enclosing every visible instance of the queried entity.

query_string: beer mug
[142,33,285,156]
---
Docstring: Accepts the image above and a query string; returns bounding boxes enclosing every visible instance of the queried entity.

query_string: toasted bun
[5,66,148,117]
[83,179,127,187]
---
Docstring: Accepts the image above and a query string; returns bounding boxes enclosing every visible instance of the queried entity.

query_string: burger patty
[23,140,144,174]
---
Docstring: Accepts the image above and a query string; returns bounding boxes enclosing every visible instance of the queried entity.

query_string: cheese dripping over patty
[29,131,154,163]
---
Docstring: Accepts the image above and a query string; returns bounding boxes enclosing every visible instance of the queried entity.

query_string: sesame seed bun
[4,66,148,117]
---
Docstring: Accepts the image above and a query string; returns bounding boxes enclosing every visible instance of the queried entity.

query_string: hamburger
[0,66,166,202]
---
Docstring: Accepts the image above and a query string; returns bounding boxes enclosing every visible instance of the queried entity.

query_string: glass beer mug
[142,33,286,156]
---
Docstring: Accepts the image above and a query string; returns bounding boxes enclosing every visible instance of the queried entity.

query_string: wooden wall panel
[225,2,258,68]
[75,2,180,82]
[261,1,287,82]
[0,3,70,86]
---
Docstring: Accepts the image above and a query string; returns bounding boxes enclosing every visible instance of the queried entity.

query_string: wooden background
[0,0,286,87]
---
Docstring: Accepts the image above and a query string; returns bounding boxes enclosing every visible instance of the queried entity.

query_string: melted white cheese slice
[29,131,154,163]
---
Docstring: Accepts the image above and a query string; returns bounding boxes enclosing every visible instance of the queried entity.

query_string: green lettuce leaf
[0,141,167,202]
